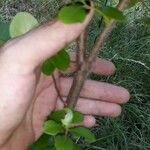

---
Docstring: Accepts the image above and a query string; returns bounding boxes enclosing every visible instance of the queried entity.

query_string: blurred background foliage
[0,0,150,149]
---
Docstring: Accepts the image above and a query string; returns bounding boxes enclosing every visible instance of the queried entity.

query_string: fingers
[56,97,121,117]
[1,11,94,73]
[62,58,116,76]
[82,115,96,128]
[75,98,122,117]
[60,78,130,104]
[91,58,116,75]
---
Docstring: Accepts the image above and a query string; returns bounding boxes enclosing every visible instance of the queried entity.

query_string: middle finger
[60,78,130,104]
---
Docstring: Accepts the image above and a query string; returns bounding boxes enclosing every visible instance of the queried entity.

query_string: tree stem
[66,0,129,108]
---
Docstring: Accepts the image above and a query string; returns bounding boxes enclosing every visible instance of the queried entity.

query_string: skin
[0,11,130,150]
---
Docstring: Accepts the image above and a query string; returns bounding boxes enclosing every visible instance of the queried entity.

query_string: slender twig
[77,31,86,66]
[66,0,129,108]
[117,0,129,11]
[52,74,67,106]
[87,20,114,63]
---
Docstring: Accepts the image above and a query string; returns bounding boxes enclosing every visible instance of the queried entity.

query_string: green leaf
[128,0,138,8]
[29,134,50,150]
[95,8,110,24]
[61,108,73,127]
[70,127,96,142]
[0,22,10,41]
[58,5,87,24]
[10,12,39,38]
[52,49,70,71]
[0,40,4,47]
[42,59,55,75]
[55,136,74,150]
[141,17,150,33]
[73,144,81,150]
[42,49,70,75]
[43,120,64,136]
[72,111,84,124]
[49,110,66,123]
[100,6,125,21]
[142,17,150,25]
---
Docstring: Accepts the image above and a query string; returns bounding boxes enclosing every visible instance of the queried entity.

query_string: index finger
[1,10,94,73]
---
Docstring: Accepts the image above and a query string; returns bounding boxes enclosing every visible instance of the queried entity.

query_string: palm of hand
[0,73,55,150]
[22,59,130,142]
[6,59,129,146]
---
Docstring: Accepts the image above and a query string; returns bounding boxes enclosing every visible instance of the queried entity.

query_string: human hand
[0,11,129,150]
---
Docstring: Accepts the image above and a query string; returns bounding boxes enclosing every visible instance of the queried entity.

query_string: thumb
[0,10,94,73]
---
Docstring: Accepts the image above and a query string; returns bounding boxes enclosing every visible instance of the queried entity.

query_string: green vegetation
[0,0,149,149]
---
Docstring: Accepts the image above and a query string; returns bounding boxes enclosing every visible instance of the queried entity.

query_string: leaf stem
[52,74,67,106]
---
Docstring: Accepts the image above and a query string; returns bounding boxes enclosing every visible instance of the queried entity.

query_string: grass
[0,0,150,150]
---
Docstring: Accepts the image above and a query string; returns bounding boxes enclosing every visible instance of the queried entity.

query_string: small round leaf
[43,120,64,136]
[58,5,87,24]
[101,6,125,21]
[29,134,50,150]
[72,111,84,124]
[49,110,66,123]
[55,136,74,150]
[42,59,55,75]
[70,127,96,142]
[52,49,70,71]
[10,12,39,38]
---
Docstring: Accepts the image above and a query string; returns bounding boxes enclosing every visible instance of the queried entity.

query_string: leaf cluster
[42,108,95,150]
